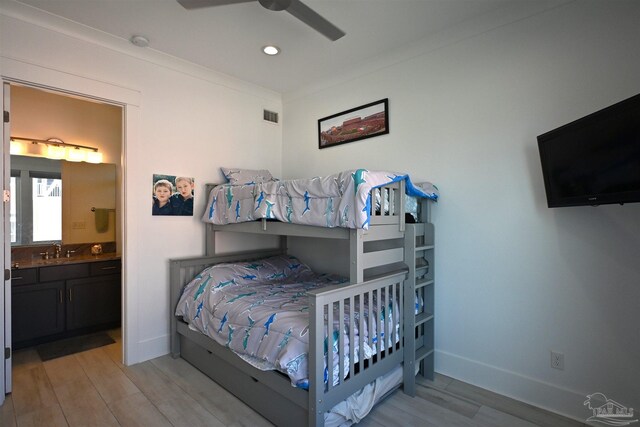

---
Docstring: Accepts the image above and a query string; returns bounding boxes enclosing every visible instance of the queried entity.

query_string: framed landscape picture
[318,98,389,149]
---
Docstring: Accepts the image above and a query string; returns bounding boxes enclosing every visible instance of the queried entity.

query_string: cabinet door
[12,282,65,344]
[66,274,121,331]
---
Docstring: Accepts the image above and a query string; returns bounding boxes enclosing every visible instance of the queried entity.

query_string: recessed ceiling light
[130,35,149,48]
[262,45,280,56]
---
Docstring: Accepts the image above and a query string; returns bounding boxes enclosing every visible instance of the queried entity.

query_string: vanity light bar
[9,136,103,164]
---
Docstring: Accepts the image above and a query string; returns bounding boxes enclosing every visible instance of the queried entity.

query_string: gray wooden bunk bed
[169,179,435,426]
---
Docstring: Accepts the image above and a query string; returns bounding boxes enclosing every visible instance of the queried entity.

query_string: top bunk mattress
[202,169,438,229]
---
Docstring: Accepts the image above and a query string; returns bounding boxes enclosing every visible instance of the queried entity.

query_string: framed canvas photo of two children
[152,174,194,216]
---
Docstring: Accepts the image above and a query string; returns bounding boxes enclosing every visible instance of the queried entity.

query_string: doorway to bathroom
[2,73,134,400]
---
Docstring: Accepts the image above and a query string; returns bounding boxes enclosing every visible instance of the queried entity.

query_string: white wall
[1,2,282,363]
[282,0,640,421]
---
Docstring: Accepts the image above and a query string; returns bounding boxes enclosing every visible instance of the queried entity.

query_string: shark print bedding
[175,255,399,389]
[202,169,439,229]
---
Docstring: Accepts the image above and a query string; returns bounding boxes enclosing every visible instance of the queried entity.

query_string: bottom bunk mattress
[175,255,399,389]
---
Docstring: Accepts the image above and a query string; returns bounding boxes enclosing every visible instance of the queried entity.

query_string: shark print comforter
[175,255,398,389]
[202,169,439,229]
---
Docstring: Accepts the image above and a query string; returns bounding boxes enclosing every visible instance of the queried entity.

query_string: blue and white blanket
[175,255,397,389]
[202,169,438,229]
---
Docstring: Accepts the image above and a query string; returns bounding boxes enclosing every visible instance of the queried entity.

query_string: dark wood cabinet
[12,281,65,343]
[67,274,121,330]
[11,259,121,349]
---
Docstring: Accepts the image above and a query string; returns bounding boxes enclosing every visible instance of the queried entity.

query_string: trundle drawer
[180,335,308,426]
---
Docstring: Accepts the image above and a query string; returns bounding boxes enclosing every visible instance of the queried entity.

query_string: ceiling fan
[177,0,345,41]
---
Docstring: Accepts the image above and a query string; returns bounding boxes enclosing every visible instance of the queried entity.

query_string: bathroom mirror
[11,155,116,246]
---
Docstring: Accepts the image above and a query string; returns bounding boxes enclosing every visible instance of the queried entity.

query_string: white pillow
[221,167,275,185]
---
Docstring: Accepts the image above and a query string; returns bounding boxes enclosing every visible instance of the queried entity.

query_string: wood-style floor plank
[75,348,139,404]
[1,394,17,427]
[151,355,271,427]
[5,331,586,427]
[11,365,58,415]
[52,375,120,427]
[445,379,586,427]
[15,404,69,427]
[474,405,540,427]
[415,381,481,419]
[390,391,478,427]
[101,343,124,369]
[107,392,172,427]
[42,355,87,388]
[120,361,227,427]
[417,372,455,390]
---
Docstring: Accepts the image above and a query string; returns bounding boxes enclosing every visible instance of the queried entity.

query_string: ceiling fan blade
[285,0,345,41]
[177,0,253,10]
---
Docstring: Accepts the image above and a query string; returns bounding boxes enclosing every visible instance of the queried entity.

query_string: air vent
[263,109,279,124]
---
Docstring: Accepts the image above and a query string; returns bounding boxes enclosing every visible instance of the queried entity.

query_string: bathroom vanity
[11,255,121,349]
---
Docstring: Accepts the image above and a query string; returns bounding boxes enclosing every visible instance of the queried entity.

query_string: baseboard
[133,334,169,364]
[435,349,588,422]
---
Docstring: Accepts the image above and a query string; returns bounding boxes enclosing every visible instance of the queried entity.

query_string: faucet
[53,243,62,259]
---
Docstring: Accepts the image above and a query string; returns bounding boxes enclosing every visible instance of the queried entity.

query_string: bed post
[205,183,217,256]
[398,179,406,232]
[419,196,431,224]
[169,259,181,358]
[308,293,324,427]
[349,229,364,283]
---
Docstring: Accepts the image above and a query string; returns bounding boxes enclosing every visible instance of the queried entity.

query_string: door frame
[1,58,141,398]
[2,82,10,402]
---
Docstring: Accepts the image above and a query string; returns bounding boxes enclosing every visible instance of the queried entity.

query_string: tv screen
[537,93,640,208]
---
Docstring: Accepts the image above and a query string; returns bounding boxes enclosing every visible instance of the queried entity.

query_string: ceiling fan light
[262,45,280,56]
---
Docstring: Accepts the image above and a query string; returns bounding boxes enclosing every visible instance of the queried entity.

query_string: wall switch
[551,350,564,370]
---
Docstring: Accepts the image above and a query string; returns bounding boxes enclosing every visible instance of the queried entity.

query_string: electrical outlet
[551,350,564,370]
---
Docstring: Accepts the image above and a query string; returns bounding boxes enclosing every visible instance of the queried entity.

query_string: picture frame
[152,173,195,216]
[318,98,389,149]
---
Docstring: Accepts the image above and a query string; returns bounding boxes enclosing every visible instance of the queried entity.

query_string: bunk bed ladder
[403,198,435,397]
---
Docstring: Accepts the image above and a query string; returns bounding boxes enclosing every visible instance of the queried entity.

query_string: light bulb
[66,148,86,162]
[47,145,66,159]
[262,45,280,56]
[10,140,25,155]
[86,151,103,164]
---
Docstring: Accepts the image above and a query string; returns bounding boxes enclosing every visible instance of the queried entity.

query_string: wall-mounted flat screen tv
[537,93,640,208]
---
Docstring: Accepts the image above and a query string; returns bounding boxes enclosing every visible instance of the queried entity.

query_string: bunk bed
[169,169,437,426]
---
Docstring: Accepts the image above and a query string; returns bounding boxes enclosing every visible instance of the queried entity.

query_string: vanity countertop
[12,253,121,269]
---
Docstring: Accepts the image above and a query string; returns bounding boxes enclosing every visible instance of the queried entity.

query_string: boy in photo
[152,179,174,215]
[171,176,194,216]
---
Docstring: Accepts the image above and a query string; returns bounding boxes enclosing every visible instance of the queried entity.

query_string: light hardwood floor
[1,331,586,427]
